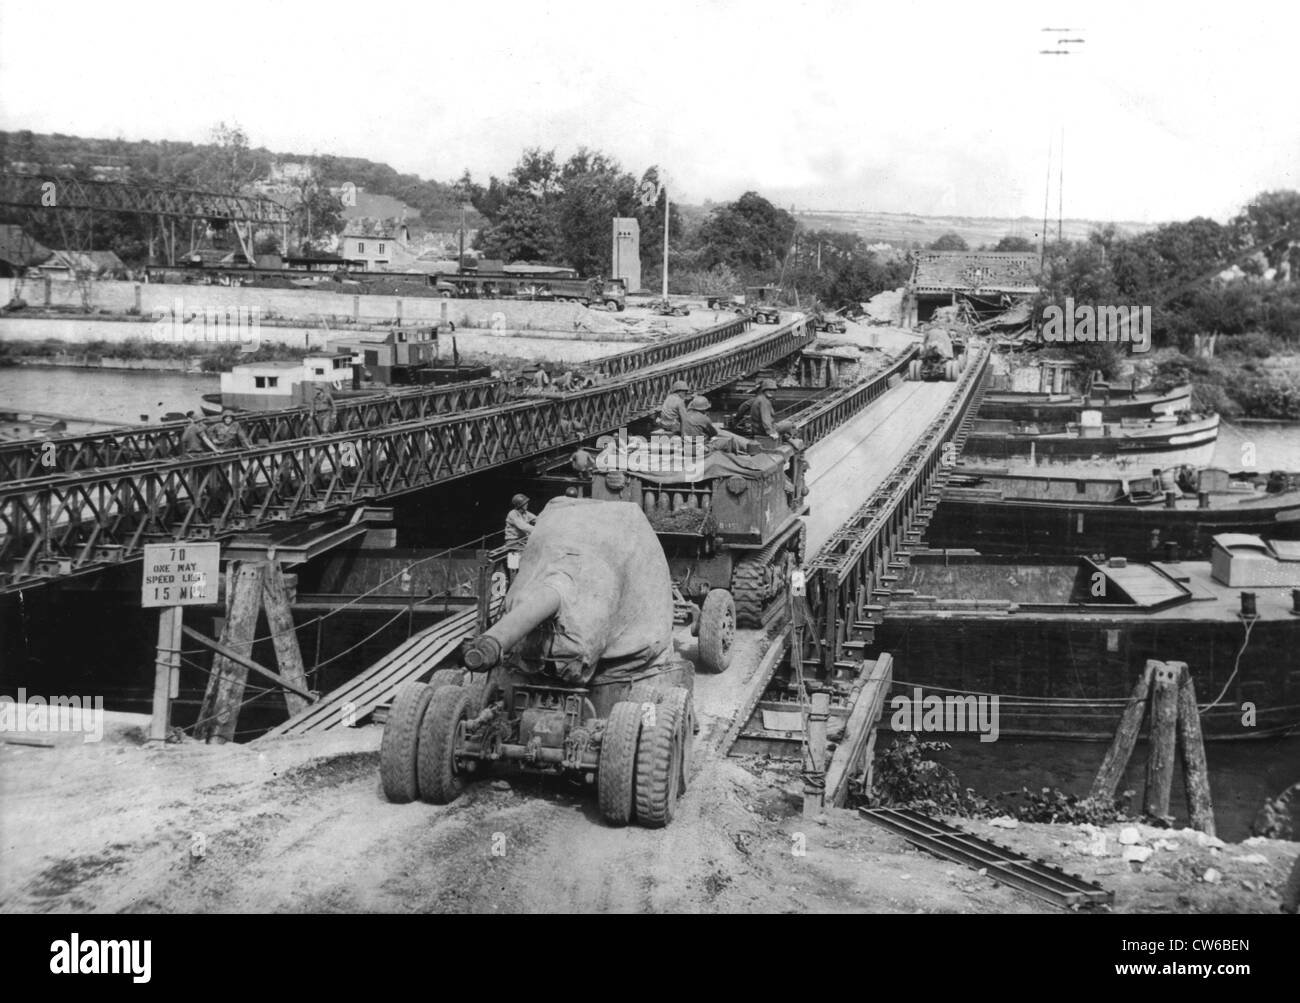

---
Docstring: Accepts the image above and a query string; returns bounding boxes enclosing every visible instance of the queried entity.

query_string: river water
[0,365,217,425]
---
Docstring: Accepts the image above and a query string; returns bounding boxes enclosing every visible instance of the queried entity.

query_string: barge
[929,466,1300,558]
[962,411,1220,474]
[875,535,1300,740]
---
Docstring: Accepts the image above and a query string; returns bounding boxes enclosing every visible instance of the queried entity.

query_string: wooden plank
[182,626,316,700]
[825,654,893,807]
[262,605,484,738]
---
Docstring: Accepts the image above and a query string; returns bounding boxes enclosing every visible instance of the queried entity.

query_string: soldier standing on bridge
[311,385,336,435]
[211,408,252,450]
[180,411,217,455]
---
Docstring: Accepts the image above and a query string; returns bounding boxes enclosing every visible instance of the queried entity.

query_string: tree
[477,193,559,262]
[1233,190,1300,278]
[696,191,795,272]
[929,232,968,251]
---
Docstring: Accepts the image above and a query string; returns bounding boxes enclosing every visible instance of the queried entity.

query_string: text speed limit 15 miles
[141,542,221,608]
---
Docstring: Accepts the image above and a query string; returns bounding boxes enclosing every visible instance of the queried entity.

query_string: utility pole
[1058,125,1065,243]
[662,185,670,299]
[459,201,467,271]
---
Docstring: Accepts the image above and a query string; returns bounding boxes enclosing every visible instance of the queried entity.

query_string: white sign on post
[142,542,221,608]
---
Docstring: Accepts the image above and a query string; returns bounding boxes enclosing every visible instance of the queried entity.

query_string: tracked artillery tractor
[906,328,966,382]
[588,433,809,674]
[379,498,696,828]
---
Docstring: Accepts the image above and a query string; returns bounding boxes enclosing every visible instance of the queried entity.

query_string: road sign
[142,542,220,608]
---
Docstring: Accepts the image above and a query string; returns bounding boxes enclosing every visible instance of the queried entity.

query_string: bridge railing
[788,346,918,446]
[0,318,813,590]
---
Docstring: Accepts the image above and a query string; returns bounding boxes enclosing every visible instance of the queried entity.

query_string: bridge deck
[804,379,959,555]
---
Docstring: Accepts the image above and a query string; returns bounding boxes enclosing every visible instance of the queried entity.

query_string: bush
[865,736,988,816]
[1221,331,1280,359]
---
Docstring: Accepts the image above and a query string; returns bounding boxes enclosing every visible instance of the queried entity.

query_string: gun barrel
[463,583,562,671]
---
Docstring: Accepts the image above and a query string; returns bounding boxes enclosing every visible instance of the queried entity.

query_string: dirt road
[3,625,1295,914]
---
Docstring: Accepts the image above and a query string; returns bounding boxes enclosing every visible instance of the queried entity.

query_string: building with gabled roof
[0,224,51,276]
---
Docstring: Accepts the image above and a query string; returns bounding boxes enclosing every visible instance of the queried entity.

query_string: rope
[178,530,501,654]
[890,676,1132,705]
[1200,614,1257,714]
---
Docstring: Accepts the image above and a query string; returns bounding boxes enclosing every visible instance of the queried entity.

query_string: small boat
[980,380,1192,421]
[963,411,1220,473]
[0,409,116,442]
[876,536,1300,739]
[201,351,359,416]
[930,466,1300,558]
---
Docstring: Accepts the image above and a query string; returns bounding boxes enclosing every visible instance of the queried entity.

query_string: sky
[1,0,1297,224]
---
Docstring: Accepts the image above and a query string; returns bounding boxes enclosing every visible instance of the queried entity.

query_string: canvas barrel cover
[922,328,955,360]
[506,497,674,684]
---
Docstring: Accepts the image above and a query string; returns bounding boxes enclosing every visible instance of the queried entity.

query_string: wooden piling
[262,562,310,717]
[1090,660,1154,799]
[196,562,264,743]
[1144,661,1180,821]
[1174,662,1216,836]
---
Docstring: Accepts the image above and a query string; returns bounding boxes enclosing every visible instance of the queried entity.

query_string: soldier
[734,378,779,437]
[656,379,691,434]
[311,385,336,435]
[680,395,720,440]
[179,411,217,455]
[210,409,252,450]
[503,493,536,580]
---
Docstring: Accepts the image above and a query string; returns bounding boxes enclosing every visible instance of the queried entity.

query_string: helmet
[688,395,711,412]
[671,380,690,393]
[759,378,778,392]
[511,493,529,508]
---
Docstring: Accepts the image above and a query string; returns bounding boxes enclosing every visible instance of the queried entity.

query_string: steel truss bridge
[0,318,810,592]
[0,317,751,481]
[0,171,292,265]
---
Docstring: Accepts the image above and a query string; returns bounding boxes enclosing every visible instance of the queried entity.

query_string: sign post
[142,542,220,741]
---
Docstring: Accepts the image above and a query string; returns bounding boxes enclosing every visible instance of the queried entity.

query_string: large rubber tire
[599,701,643,826]
[428,668,465,692]
[659,687,695,793]
[635,698,685,828]
[697,588,736,673]
[907,359,922,381]
[417,685,470,805]
[380,681,435,803]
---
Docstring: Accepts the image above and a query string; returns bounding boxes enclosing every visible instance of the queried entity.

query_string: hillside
[793,208,1158,249]
[0,130,479,234]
